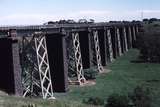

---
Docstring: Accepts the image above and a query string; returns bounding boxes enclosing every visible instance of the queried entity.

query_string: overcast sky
[0,0,160,25]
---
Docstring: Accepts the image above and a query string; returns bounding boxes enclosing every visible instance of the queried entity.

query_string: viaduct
[0,22,140,99]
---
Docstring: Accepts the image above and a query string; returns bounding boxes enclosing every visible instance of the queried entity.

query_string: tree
[88,19,95,23]
[78,19,88,23]
[143,18,149,22]
[148,18,158,23]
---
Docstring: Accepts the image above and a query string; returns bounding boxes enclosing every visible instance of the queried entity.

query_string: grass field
[0,49,160,107]
[57,49,160,107]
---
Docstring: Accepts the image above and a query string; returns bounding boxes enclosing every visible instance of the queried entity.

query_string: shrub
[22,104,37,107]
[153,24,160,27]
[129,86,152,107]
[83,97,104,105]
[105,93,130,107]
[83,67,98,80]
[136,32,160,62]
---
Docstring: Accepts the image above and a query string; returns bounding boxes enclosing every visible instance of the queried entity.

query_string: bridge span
[0,22,141,99]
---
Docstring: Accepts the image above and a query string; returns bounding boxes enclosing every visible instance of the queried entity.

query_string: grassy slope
[0,95,95,107]
[0,49,160,107]
[58,49,160,107]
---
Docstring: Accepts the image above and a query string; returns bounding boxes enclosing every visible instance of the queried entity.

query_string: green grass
[0,95,95,107]
[57,49,160,107]
[0,49,160,107]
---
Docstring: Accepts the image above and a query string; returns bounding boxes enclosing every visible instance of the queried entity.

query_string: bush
[105,93,130,107]
[105,86,152,107]
[129,86,152,107]
[83,67,98,80]
[153,24,160,27]
[83,97,104,105]
[136,32,160,62]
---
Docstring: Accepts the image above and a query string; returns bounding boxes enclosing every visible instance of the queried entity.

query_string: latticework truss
[133,26,136,41]
[21,32,54,99]
[123,27,128,52]
[107,29,114,62]
[66,32,86,85]
[92,30,104,73]
[72,32,86,84]
[21,36,40,97]
[34,33,54,99]
[128,27,133,48]
[116,28,122,56]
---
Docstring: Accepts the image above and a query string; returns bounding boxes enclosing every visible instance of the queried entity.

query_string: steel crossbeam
[93,30,104,73]
[116,28,122,56]
[107,29,114,62]
[123,27,128,52]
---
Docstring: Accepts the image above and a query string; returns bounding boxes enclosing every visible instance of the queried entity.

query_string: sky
[0,0,160,25]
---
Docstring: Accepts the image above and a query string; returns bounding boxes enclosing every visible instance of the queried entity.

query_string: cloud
[79,10,111,15]
[140,10,160,19]
[142,10,160,13]
[0,10,112,25]
[0,14,62,25]
[0,9,160,25]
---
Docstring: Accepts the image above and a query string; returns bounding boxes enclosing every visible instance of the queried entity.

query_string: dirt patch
[80,80,96,87]
[0,91,8,96]
[99,68,111,74]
